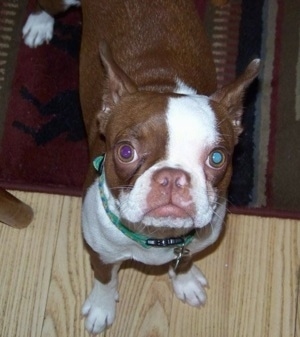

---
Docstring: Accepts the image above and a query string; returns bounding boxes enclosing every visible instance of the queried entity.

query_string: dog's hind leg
[23,0,81,48]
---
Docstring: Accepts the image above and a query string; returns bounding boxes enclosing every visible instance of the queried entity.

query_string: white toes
[169,264,208,307]
[22,11,54,48]
[82,299,115,334]
[81,279,118,334]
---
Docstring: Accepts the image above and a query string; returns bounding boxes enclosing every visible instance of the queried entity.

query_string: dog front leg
[23,0,80,47]
[82,247,121,334]
[168,260,208,307]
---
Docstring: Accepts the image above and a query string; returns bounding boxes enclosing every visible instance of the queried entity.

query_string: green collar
[93,155,195,249]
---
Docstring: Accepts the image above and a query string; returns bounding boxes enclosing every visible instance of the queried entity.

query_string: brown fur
[34,0,259,291]
[78,0,259,285]
[86,245,114,284]
[38,0,67,15]
[80,0,217,189]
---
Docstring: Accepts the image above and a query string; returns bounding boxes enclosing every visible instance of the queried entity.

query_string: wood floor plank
[226,216,299,337]
[1,191,299,337]
[108,262,172,337]
[169,215,300,337]
[40,196,91,337]
[0,191,64,337]
[169,227,231,337]
[295,267,300,337]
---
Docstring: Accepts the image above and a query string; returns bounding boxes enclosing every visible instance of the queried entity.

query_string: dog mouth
[145,204,192,219]
[141,203,195,231]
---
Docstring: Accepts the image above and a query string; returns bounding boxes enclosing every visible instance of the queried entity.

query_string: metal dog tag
[173,246,191,271]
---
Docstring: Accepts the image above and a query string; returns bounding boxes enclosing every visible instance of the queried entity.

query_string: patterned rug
[0,0,299,219]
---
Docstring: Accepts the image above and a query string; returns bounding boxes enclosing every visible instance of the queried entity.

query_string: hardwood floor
[0,190,299,337]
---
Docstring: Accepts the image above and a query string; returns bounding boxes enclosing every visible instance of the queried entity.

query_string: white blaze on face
[165,95,220,227]
[166,95,218,169]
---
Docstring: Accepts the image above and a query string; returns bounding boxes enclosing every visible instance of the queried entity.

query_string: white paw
[22,11,54,47]
[81,280,118,334]
[169,264,208,307]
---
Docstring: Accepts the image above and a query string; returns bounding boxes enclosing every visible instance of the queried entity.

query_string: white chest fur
[82,179,177,265]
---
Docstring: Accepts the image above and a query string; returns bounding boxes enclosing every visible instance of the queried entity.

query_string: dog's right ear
[99,40,137,106]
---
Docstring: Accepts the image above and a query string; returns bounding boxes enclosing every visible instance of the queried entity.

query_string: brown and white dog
[23,0,259,334]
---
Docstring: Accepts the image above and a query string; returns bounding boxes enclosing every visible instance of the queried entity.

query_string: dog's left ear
[99,40,137,105]
[210,59,260,140]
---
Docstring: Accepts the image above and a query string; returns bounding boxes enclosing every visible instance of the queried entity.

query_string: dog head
[97,42,260,235]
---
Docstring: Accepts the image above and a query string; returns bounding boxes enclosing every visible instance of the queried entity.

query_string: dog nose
[153,168,191,188]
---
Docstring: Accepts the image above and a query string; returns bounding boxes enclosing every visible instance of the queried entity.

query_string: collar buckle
[145,237,185,247]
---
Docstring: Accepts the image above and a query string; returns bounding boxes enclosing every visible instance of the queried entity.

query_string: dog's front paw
[22,11,54,47]
[81,280,118,334]
[169,264,208,307]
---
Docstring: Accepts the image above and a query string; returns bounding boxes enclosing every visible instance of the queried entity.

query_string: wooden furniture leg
[0,188,33,228]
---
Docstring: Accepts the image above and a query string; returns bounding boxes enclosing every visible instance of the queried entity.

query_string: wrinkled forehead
[106,93,219,162]
[166,95,219,166]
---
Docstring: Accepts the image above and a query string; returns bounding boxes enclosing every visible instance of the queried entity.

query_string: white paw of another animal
[169,264,208,307]
[81,280,118,334]
[22,11,54,48]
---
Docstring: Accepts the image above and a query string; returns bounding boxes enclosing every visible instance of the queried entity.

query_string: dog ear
[210,59,260,138]
[99,40,137,105]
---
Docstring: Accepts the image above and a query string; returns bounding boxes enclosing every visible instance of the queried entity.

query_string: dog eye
[208,149,226,168]
[117,144,138,163]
